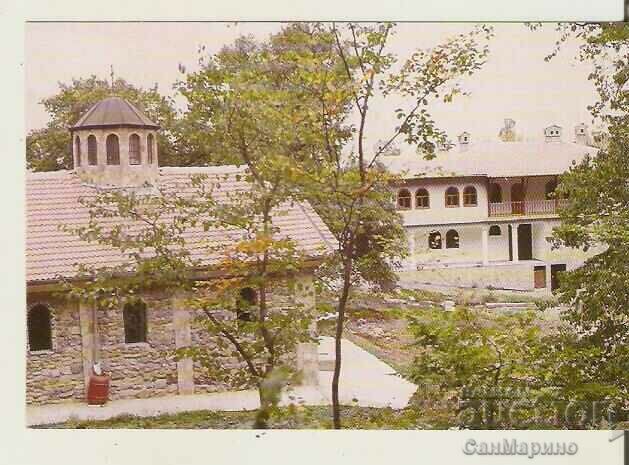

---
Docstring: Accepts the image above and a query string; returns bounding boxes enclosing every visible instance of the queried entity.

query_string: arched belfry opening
[70,96,160,187]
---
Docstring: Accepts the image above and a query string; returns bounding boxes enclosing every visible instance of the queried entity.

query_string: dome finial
[109,65,115,92]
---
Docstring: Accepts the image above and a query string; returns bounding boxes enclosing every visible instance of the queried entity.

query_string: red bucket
[87,373,110,405]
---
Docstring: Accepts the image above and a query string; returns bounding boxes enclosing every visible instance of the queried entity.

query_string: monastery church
[26,97,334,404]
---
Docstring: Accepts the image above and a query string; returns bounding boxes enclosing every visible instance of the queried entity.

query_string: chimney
[544,125,562,143]
[498,118,516,142]
[574,123,589,145]
[458,132,470,152]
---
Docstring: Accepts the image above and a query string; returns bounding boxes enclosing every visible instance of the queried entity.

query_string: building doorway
[550,264,566,291]
[511,183,525,215]
[517,224,533,260]
[534,265,547,289]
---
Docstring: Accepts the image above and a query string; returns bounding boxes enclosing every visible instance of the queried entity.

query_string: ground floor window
[489,225,502,236]
[27,304,52,351]
[123,300,148,343]
[237,287,257,322]
[428,231,442,249]
[445,229,459,248]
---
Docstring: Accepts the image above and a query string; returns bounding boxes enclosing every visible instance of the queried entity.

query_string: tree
[307,22,493,428]
[533,22,629,423]
[27,75,178,171]
[407,307,625,429]
[63,168,316,429]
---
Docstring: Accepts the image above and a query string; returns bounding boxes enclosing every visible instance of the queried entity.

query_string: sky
[25,22,601,148]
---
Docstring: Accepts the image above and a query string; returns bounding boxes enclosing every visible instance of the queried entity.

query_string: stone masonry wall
[26,293,85,404]
[98,292,178,400]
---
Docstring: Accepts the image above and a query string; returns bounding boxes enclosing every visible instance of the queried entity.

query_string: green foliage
[407,307,626,428]
[27,75,178,171]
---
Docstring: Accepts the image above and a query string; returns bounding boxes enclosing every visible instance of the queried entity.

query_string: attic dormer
[544,125,562,142]
[70,97,160,187]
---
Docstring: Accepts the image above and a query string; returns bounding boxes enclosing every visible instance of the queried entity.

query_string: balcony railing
[489,199,569,217]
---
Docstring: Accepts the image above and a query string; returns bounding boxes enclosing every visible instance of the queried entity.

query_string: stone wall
[26,293,85,404]
[98,292,178,400]
[26,271,318,404]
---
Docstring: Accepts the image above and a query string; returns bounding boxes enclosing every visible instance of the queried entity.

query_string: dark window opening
[87,135,98,165]
[415,188,430,209]
[75,136,81,166]
[27,304,52,351]
[397,189,411,209]
[106,134,120,165]
[445,187,459,207]
[489,225,502,236]
[446,229,460,249]
[237,287,257,322]
[147,134,154,164]
[123,300,147,343]
[428,231,442,249]
[129,134,141,165]
[463,186,477,206]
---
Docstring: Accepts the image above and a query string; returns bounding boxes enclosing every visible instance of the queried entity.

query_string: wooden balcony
[489,199,568,217]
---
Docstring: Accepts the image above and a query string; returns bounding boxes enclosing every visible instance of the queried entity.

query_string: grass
[35,405,437,430]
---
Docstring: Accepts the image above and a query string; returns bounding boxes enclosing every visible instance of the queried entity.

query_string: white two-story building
[383,123,601,292]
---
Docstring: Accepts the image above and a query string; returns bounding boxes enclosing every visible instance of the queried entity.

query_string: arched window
[489,225,502,236]
[75,136,81,167]
[123,300,147,343]
[446,229,460,248]
[147,133,154,164]
[87,135,98,165]
[445,187,459,207]
[237,287,257,322]
[428,231,442,249]
[397,189,412,209]
[489,183,502,203]
[545,180,558,200]
[415,188,430,209]
[106,134,120,165]
[129,134,141,165]
[463,186,477,206]
[27,304,52,351]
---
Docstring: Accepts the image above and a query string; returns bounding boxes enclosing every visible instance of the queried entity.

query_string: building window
[237,287,257,322]
[489,183,502,203]
[415,188,430,209]
[87,135,98,165]
[123,300,147,343]
[446,229,460,248]
[489,225,502,236]
[397,189,412,209]
[147,133,154,164]
[75,136,81,167]
[27,304,52,351]
[463,186,477,206]
[129,134,141,165]
[106,134,120,165]
[428,231,442,249]
[445,187,459,207]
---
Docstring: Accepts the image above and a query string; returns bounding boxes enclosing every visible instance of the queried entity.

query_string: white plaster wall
[487,223,511,261]
[409,224,484,265]
[397,178,489,226]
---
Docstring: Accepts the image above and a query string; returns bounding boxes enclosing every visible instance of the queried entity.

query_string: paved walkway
[26,337,417,426]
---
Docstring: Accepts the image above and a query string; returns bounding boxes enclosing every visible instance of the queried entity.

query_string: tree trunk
[332,256,353,429]
[254,386,271,429]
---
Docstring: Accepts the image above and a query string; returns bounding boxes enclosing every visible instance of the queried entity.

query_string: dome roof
[70,96,159,131]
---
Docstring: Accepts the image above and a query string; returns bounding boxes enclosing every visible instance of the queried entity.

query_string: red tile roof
[26,166,335,283]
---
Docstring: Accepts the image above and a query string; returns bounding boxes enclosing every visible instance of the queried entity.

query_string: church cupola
[70,97,160,187]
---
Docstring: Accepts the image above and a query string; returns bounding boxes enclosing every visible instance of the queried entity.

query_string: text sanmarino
[463,438,578,459]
